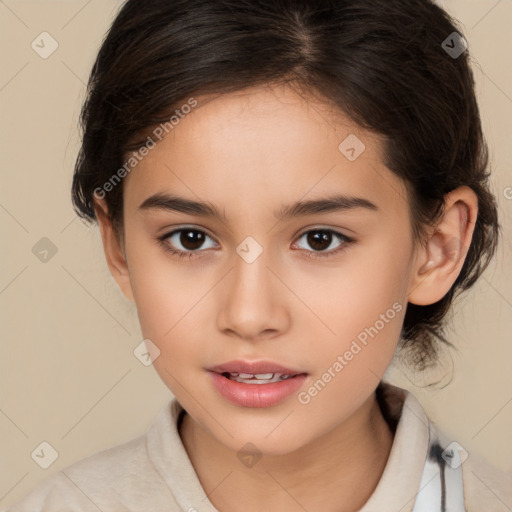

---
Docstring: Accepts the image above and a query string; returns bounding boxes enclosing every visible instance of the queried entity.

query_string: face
[107,83,421,454]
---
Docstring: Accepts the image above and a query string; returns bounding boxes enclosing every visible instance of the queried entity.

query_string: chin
[211,418,314,458]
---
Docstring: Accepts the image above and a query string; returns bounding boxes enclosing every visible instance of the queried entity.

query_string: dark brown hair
[71,0,500,371]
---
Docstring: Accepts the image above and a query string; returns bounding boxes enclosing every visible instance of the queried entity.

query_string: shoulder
[4,403,182,512]
[5,436,156,512]
[429,419,511,511]
[378,382,511,511]
[462,449,512,511]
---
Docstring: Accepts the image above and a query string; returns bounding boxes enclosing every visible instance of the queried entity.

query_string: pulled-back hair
[71,0,500,370]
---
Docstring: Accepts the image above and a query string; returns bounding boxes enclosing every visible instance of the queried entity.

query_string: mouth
[208,360,307,382]
[206,360,308,407]
[220,372,301,384]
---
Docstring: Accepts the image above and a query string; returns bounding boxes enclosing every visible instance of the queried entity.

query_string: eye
[157,227,217,259]
[157,226,355,260]
[292,228,355,259]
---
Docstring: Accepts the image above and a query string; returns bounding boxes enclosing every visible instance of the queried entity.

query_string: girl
[6,0,511,510]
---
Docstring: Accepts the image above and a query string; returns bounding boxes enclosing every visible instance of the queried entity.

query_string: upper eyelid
[162,226,219,243]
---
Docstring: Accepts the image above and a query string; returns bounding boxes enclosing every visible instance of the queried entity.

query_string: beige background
[1,0,511,508]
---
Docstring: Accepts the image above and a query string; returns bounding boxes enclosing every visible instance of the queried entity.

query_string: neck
[179,390,394,512]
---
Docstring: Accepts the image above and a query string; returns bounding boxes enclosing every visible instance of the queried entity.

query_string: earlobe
[93,198,135,303]
[407,186,477,306]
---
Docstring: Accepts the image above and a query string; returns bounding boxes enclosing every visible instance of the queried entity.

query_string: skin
[94,82,478,512]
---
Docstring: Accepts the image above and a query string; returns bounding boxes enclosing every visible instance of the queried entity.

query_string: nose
[216,247,290,342]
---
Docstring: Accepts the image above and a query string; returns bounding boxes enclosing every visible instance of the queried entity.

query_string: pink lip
[207,360,308,408]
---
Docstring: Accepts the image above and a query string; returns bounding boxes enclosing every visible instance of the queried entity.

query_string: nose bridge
[230,237,275,307]
[216,236,289,338]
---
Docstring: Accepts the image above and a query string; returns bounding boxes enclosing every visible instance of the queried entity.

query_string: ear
[408,185,478,306]
[93,197,135,303]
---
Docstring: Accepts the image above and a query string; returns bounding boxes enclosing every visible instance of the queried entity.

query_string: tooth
[238,373,254,379]
[229,372,239,377]
[254,373,274,380]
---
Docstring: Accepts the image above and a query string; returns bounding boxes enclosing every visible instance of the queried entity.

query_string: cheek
[127,257,185,350]
[131,274,176,338]
[129,267,201,391]
[127,252,214,368]
[301,238,411,374]
[125,233,195,335]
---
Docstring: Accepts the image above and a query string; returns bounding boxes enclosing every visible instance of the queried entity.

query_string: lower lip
[208,372,308,408]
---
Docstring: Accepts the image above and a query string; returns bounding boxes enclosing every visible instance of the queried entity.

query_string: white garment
[3,382,511,511]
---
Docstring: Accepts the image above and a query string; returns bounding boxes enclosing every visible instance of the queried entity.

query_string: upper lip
[208,360,306,375]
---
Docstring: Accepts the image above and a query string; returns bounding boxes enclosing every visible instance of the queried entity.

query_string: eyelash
[156,227,355,260]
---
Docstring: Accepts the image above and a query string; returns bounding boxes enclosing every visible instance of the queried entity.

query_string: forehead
[122,84,408,221]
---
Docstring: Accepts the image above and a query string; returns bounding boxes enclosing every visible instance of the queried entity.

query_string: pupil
[181,230,205,250]
[308,231,331,251]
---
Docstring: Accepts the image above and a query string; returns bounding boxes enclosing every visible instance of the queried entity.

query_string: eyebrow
[138,192,379,221]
